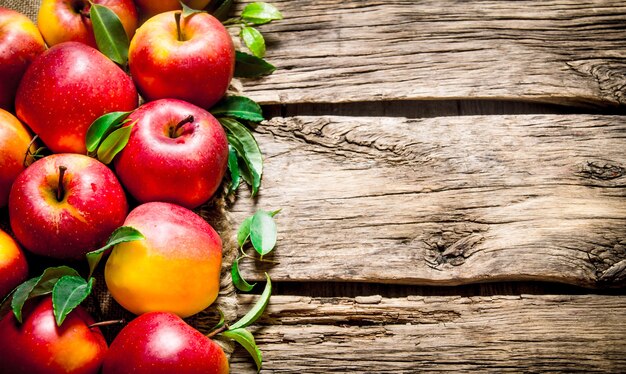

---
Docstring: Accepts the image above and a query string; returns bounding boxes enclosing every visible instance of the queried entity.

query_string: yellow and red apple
[0,228,28,299]
[0,296,107,374]
[103,311,228,374]
[114,98,229,209]
[15,42,138,154]
[105,202,223,318]
[38,0,138,48]
[0,7,46,111]
[129,11,235,109]
[0,109,35,208]
[9,153,128,259]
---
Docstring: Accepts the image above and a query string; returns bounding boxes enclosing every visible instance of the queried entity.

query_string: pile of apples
[0,0,253,372]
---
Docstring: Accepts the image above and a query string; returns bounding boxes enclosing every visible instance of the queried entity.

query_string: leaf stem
[239,250,279,264]
[57,166,67,202]
[88,319,125,329]
[206,324,229,339]
[222,17,242,26]
[22,135,39,167]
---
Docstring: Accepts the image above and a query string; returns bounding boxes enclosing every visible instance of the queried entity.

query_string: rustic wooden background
[3,0,626,372]
[230,0,626,372]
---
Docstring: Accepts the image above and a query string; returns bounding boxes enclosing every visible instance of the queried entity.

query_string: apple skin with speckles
[0,7,46,111]
[9,153,128,259]
[114,98,229,209]
[37,0,138,48]
[129,11,234,109]
[0,228,28,299]
[0,296,107,374]
[105,202,222,318]
[102,311,228,374]
[15,42,138,154]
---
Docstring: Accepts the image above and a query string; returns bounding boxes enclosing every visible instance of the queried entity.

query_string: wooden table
[229,1,626,372]
[5,0,626,372]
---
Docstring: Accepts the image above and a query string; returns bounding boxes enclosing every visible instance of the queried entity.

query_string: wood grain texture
[237,0,626,106]
[231,294,626,373]
[231,115,626,287]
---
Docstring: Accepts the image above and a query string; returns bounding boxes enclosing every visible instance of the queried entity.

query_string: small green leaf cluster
[225,2,282,59]
[0,227,144,327]
[207,273,271,372]
[85,111,134,164]
[210,96,265,196]
[232,209,279,292]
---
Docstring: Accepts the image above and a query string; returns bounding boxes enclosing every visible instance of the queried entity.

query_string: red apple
[0,7,46,111]
[105,202,222,318]
[9,153,128,259]
[134,0,211,19]
[15,41,138,154]
[0,108,36,208]
[114,99,228,209]
[0,228,28,299]
[129,11,234,109]
[102,311,228,374]
[0,296,107,374]
[38,0,138,48]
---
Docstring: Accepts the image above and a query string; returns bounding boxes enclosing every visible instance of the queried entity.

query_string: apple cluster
[0,1,240,373]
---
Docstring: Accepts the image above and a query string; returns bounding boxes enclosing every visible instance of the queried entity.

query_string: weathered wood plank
[231,115,626,287]
[231,294,626,373]
[237,0,626,106]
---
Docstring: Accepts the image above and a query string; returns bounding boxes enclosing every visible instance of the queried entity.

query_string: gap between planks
[262,99,626,120]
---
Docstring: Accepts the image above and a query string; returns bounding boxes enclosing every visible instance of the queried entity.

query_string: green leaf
[180,1,203,18]
[241,2,283,25]
[52,276,93,326]
[250,210,278,256]
[230,273,271,330]
[210,0,234,21]
[232,258,256,292]
[209,308,226,333]
[10,266,80,323]
[230,135,256,189]
[86,226,145,278]
[85,111,132,153]
[90,4,129,65]
[237,215,253,247]
[241,26,266,58]
[211,96,264,123]
[0,288,16,317]
[269,209,281,217]
[227,145,241,194]
[221,118,262,195]
[235,51,276,78]
[222,328,262,372]
[96,122,134,164]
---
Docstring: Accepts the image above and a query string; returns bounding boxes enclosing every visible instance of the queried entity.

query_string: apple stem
[175,12,183,41]
[170,115,195,138]
[57,166,67,202]
[88,319,126,329]
[206,324,229,339]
